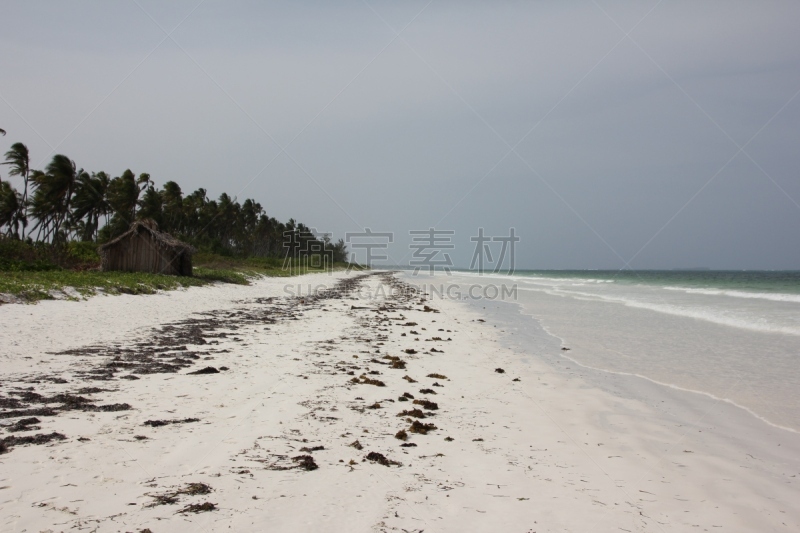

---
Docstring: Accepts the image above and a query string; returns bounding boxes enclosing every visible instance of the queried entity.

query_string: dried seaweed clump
[402,375,417,383]
[144,418,200,427]
[495,368,505,374]
[413,399,438,410]
[293,455,319,471]
[187,366,219,375]
[147,482,213,507]
[408,421,438,435]
[178,502,217,513]
[419,388,436,395]
[350,375,386,387]
[349,440,364,450]
[366,451,401,466]
[382,355,406,369]
[397,409,427,419]
[395,429,408,441]
[6,417,41,432]
[1,431,67,454]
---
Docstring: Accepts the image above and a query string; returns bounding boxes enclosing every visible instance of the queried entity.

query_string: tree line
[0,139,348,263]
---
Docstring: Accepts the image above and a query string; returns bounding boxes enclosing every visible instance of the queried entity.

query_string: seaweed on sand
[187,366,219,375]
[143,418,200,427]
[349,375,386,387]
[412,399,438,410]
[292,455,319,471]
[366,451,401,466]
[408,421,437,435]
[147,482,213,507]
[6,417,41,432]
[178,502,217,513]
[397,409,427,419]
[0,432,67,454]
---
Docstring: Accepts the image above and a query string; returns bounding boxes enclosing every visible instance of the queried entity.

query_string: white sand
[1,271,798,532]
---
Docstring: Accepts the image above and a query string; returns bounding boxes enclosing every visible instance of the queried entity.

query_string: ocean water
[456,270,800,432]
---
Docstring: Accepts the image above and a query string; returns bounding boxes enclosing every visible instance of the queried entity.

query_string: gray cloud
[2,0,799,269]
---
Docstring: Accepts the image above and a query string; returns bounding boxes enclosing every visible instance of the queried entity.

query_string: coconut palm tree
[28,155,78,243]
[71,171,110,241]
[0,181,26,238]
[3,143,31,237]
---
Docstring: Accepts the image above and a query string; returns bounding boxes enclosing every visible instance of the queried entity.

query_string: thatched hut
[98,220,195,276]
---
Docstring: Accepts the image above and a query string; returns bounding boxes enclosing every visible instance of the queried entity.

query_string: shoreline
[471,285,800,435]
[1,271,798,531]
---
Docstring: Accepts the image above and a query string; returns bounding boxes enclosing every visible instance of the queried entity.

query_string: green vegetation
[0,236,358,303]
[0,136,360,303]
[0,270,226,303]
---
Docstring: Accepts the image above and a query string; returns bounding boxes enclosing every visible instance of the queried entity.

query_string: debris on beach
[413,399,438,410]
[6,417,41,432]
[292,455,319,471]
[147,482,213,507]
[495,368,505,373]
[349,375,386,387]
[143,418,200,427]
[366,451,401,466]
[427,373,447,379]
[0,432,67,454]
[187,366,219,375]
[408,421,438,435]
[178,502,217,513]
[397,409,427,419]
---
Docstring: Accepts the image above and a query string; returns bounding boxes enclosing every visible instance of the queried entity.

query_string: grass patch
[0,270,215,303]
[0,257,361,304]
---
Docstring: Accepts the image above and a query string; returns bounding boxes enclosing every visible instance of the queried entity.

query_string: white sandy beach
[1,271,798,532]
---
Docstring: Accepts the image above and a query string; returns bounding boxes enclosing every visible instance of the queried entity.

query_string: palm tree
[0,128,6,136]
[137,184,164,227]
[3,143,31,237]
[161,181,183,234]
[0,181,26,238]
[71,171,110,241]
[29,154,78,243]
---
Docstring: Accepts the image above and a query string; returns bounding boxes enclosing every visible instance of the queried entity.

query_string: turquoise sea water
[448,269,800,431]
[512,270,800,295]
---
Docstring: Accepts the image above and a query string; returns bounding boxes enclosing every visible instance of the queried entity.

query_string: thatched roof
[98,219,195,255]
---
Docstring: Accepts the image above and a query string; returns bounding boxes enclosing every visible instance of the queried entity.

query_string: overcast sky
[2,1,799,269]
